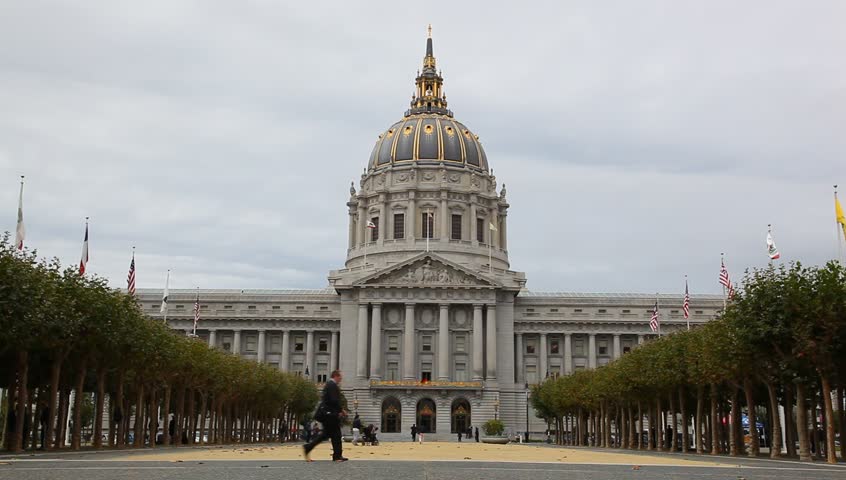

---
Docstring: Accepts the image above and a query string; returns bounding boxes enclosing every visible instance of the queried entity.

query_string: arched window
[381,397,402,433]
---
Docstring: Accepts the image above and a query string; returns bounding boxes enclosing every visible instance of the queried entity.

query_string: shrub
[482,419,505,436]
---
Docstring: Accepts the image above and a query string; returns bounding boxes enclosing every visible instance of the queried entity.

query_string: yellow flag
[836,193,846,239]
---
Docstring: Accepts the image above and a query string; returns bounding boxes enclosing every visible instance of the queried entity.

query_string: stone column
[357,204,366,248]
[613,334,621,360]
[470,199,478,247]
[515,333,524,384]
[500,211,508,251]
[377,206,385,246]
[437,304,450,381]
[348,209,356,249]
[370,304,382,379]
[208,329,217,348]
[637,334,644,345]
[539,333,548,380]
[330,331,339,371]
[439,193,449,242]
[485,305,497,380]
[306,330,314,379]
[257,330,267,363]
[403,303,416,380]
[357,304,369,378]
[472,304,484,380]
[281,330,290,371]
[588,334,597,369]
[408,194,417,244]
[564,333,572,375]
[490,210,499,249]
[233,330,242,355]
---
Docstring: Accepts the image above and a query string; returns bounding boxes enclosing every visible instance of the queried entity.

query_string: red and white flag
[79,220,89,275]
[683,279,690,320]
[719,257,735,299]
[127,250,136,296]
[193,290,201,334]
[14,178,25,250]
[766,226,780,260]
[649,301,660,332]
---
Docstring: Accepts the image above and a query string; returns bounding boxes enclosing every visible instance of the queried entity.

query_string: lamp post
[525,382,530,443]
[493,398,500,420]
[353,393,359,414]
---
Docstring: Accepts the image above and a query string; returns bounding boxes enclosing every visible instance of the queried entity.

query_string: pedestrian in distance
[474,427,479,442]
[457,430,462,442]
[303,370,348,462]
[411,424,417,442]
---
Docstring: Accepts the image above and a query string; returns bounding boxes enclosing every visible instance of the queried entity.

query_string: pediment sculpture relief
[371,260,482,286]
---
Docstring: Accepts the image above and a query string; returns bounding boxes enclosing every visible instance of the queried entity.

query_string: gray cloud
[2,0,844,294]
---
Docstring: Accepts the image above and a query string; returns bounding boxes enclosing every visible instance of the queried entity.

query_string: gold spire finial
[428,24,432,38]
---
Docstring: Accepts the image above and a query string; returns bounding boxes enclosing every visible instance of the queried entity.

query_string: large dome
[368,115,488,171]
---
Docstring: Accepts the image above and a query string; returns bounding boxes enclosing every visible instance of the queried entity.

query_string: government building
[138,30,723,439]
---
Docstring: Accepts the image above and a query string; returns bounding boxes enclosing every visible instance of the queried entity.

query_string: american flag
[683,279,690,319]
[719,258,735,299]
[79,220,89,275]
[193,291,201,333]
[127,252,136,296]
[649,301,659,332]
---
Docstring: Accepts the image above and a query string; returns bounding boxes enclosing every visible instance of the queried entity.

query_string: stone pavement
[1,443,843,480]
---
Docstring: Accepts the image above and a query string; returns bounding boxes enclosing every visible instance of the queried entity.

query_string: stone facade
[136,32,725,439]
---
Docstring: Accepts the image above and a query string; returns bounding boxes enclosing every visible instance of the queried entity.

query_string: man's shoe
[303,446,313,462]
[333,457,349,462]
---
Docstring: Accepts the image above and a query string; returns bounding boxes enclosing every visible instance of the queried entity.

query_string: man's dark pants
[304,418,342,460]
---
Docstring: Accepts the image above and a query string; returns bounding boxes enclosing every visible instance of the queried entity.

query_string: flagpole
[162,269,170,323]
[768,224,773,267]
[426,208,431,253]
[721,253,727,310]
[15,176,25,251]
[836,185,844,264]
[193,287,199,336]
[363,232,368,268]
[685,275,690,332]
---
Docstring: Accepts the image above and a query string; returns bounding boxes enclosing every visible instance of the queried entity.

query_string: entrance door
[417,398,436,433]
[451,398,471,434]
[381,397,401,433]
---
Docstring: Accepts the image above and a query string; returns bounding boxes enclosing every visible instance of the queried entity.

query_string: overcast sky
[2,1,844,294]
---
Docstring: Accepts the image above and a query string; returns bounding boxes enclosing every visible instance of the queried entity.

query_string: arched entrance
[451,398,471,434]
[381,397,402,433]
[416,398,436,433]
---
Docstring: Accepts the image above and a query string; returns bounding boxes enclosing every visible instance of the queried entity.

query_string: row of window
[522,337,635,356]
[214,334,331,354]
[524,308,706,315]
[153,305,331,312]
[369,213,490,242]
[380,361,472,382]
[382,334,467,353]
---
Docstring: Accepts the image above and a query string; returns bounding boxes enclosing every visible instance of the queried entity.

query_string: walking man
[303,370,347,462]
[474,426,479,442]
[411,424,417,442]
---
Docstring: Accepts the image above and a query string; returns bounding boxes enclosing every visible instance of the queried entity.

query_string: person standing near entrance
[410,424,418,442]
[304,370,347,462]
[474,427,479,442]
[457,430,462,442]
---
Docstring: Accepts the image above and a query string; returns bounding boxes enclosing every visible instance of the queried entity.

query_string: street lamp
[493,398,500,420]
[353,393,359,414]
[525,382,530,443]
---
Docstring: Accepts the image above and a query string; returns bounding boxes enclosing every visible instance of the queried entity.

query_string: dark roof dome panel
[394,119,416,161]
[441,120,463,162]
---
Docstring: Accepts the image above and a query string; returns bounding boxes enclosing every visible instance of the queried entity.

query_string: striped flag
[719,258,735,299]
[649,301,659,332]
[193,290,201,334]
[767,226,780,260]
[366,220,376,229]
[127,251,136,296]
[79,220,89,275]
[14,177,25,250]
[160,270,170,317]
[683,279,690,320]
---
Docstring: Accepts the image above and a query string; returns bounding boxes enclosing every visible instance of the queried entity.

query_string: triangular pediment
[354,253,499,288]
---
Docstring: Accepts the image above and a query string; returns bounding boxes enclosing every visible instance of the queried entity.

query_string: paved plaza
[2,443,844,480]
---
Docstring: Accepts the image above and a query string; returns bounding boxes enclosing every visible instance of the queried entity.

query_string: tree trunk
[656,398,664,451]
[628,406,635,449]
[765,381,782,458]
[70,359,86,450]
[819,376,837,464]
[742,378,760,457]
[45,357,63,451]
[729,385,741,456]
[174,387,185,446]
[680,387,689,453]
[133,384,145,448]
[161,386,172,446]
[12,351,29,453]
[668,393,676,452]
[647,405,655,450]
[838,387,845,462]
[784,384,796,457]
[55,389,69,449]
[147,390,157,448]
[695,385,704,454]
[93,369,106,448]
[198,393,207,445]
[710,385,720,455]
[796,383,811,461]
[115,373,125,448]
[637,402,643,449]
[186,389,195,445]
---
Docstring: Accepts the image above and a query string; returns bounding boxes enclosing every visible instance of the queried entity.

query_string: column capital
[472,303,484,310]
[371,302,383,307]
[404,302,416,307]
[439,303,450,309]
[515,332,523,338]
[208,328,218,332]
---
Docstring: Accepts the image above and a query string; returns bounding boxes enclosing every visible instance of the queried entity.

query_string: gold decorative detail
[424,124,434,135]
[386,129,395,138]
[403,125,414,136]
[420,405,434,416]
[384,405,399,414]
[463,130,472,138]
[444,126,455,137]
[370,379,483,388]
[453,405,467,416]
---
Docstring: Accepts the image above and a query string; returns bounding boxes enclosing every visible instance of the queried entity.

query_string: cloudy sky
[1,1,844,294]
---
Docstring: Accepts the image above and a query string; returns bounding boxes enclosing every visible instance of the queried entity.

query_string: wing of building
[136,31,724,440]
